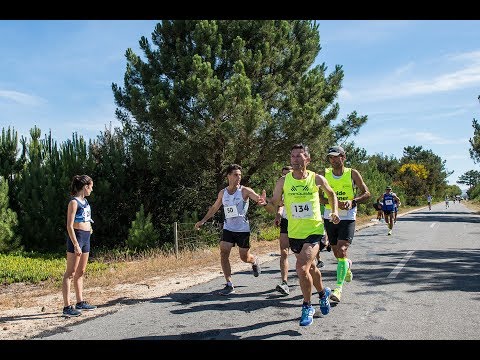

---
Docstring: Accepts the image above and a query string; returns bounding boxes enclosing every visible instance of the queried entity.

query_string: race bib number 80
[224,205,239,219]
[291,202,313,219]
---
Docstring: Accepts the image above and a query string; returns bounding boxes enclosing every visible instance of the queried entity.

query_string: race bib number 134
[291,202,313,219]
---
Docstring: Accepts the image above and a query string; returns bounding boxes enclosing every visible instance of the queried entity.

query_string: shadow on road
[129,318,302,340]
[357,248,480,293]
[399,212,480,224]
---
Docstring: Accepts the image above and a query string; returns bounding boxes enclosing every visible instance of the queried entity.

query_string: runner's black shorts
[324,220,355,245]
[221,229,250,248]
[288,234,322,254]
[280,218,288,234]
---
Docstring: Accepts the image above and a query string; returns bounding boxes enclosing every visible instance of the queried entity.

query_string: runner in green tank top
[320,146,371,303]
[259,144,340,327]
[274,166,293,296]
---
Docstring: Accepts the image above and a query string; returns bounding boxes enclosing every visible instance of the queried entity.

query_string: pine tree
[112,20,367,228]
[0,176,20,253]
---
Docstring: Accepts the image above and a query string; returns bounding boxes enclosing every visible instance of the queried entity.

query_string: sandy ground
[0,245,280,340]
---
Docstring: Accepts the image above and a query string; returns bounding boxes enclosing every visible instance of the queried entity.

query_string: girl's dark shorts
[221,229,251,248]
[67,229,91,253]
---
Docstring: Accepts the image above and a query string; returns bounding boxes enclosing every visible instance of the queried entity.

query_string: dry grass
[463,199,480,214]
[0,239,278,310]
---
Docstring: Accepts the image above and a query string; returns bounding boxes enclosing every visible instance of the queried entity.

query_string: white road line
[430,223,436,228]
[387,250,415,279]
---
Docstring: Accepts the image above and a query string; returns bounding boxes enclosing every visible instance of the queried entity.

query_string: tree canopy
[111,20,368,226]
[469,118,480,164]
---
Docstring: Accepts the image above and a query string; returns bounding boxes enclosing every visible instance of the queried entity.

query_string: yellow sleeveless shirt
[283,170,324,239]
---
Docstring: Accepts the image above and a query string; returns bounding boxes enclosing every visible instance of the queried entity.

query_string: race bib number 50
[224,205,239,219]
[291,202,313,219]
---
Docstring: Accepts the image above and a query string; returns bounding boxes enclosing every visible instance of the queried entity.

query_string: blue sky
[1,20,479,191]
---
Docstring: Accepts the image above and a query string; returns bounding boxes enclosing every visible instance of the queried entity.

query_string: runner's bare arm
[244,186,267,205]
[316,174,340,224]
[261,177,285,214]
[195,190,224,229]
[351,169,371,204]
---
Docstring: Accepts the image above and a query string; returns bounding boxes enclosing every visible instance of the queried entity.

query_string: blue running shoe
[320,287,331,315]
[63,305,81,317]
[299,304,315,326]
[75,301,97,311]
[252,262,261,277]
[218,284,235,296]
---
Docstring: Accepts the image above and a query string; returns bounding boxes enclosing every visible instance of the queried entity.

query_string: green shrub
[126,204,160,251]
[468,183,480,200]
[256,224,279,242]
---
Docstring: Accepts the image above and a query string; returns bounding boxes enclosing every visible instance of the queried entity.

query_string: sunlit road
[39,202,480,340]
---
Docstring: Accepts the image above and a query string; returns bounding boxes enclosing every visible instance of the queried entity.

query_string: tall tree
[0,176,20,253]
[0,127,27,185]
[112,20,367,227]
[368,153,400,176]
[88,127,142,248]
[401,145,451,196]
[469,118,480,164]
[457,170,480,189]
[15,128,79,252]
[397,163,429,205]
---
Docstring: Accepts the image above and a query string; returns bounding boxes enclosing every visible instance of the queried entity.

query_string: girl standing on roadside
[62,175,97,317]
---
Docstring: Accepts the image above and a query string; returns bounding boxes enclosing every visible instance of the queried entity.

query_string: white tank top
[222,186,250,232]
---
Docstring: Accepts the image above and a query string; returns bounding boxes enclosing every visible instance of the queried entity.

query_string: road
[38,202,480,340]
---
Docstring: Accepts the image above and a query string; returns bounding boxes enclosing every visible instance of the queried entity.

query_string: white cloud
[409,132,469,145]
[448,50,480,63]
[338,88,352,101]
[402,65,480,96]
[418,107,469,120]
[0,90,45,106]
[444,154,470,160]
[356,129,468,146]
[319,20,411,46]
[393,62,415,77]
[344,49,480,102]
[60,103,121,138]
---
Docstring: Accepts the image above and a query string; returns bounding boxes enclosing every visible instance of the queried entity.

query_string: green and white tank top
[323,167,356,221]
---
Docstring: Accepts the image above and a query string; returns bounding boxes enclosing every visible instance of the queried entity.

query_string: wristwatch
[351,199,357,208]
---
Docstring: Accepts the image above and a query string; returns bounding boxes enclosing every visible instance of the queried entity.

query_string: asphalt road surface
[38,202,480,340]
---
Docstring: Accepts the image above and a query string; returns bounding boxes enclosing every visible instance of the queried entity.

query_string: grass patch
[0,251,108,285]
